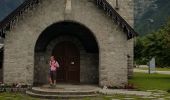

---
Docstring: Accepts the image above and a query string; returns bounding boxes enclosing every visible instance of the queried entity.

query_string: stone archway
[34,21,99,85]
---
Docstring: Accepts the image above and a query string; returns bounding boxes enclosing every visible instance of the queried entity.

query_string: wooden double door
[52,42,80,83]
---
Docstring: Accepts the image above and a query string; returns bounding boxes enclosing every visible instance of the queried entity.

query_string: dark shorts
[50,70,56,80]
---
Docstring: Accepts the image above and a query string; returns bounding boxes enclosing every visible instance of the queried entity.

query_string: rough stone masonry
[3,0,135,87]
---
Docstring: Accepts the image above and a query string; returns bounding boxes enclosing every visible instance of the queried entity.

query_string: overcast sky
[0,0,25,21]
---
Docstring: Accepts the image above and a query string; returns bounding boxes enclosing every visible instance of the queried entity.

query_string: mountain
[0,0,25,21]
[134,0,170,35]
[134,0,156,23]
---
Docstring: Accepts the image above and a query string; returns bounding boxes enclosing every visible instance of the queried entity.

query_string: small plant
[124,83,135,89]
[167,89,170,93]
[0,82,30,92]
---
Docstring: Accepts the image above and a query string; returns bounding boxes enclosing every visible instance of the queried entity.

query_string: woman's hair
[50,56,55,60]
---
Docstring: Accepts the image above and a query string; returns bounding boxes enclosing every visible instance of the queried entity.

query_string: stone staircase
[26,84,100,99]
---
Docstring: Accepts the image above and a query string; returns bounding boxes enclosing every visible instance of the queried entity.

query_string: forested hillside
[135,0,170,35]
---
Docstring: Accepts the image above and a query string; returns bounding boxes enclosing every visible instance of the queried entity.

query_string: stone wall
[4,0,130,87]
[107,0,134,27]
[0,50,3,82]
[0,69,2,82]
[106,0,135,78]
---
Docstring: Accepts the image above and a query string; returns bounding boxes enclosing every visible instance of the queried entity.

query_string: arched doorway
[52,41,80,83]
[34,21,99,85]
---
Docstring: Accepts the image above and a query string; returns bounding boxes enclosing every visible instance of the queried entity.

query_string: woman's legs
[49,77,52,85]
[53,71,56,85]
[49,71,53,85]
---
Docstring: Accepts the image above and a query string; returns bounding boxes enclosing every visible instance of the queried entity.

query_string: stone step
[26,90,98,99]
[30,87,99,95]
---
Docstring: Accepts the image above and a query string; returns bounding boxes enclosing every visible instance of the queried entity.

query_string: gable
[0,0,137,39]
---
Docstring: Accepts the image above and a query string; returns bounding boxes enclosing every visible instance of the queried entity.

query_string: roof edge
[96,0,138,39]
[0,0,138,39]
[0,0,40,38]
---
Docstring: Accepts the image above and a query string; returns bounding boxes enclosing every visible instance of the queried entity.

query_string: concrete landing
[26,84,100,99]
[26,84,154,99]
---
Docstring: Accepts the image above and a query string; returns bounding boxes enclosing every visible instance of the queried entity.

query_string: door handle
[71,61,75,65]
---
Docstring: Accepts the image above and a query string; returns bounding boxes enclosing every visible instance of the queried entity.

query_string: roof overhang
[96,0,138,39]
[0,44,4,50]
[0,0,138,39]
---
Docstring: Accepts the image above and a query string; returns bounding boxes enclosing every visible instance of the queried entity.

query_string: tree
[135,18,170,67]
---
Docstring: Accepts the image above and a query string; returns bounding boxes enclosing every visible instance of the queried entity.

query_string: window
[115,0,119,10]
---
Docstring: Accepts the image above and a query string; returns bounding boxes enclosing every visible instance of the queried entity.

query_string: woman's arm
[49,61,52,67]
[55,61,59,68]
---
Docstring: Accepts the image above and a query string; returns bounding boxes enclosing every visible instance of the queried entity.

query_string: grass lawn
[0,92,39,100]
[136,67,170,71]
[83,94,152,100]
[0,93,166,100]
[129,72,170,91]
[1,85,170,99]
[0,92,152,100]
[1,73,170,99]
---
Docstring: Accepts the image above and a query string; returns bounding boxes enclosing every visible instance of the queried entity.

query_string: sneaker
[52,84,56,88]
[49,84,53,88]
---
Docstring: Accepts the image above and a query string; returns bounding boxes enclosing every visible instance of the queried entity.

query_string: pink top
[50,60,59,71]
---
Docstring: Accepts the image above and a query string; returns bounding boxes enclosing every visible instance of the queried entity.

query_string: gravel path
[134,68,170,75]
[99,89,152,96]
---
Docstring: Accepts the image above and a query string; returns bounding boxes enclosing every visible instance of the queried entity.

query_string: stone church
[0,0,137,87]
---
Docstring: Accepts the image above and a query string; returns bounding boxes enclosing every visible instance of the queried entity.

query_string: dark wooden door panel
[67,57,80,83]
[56,69,66,81]
[68,70,79,83]
[52,41,80,83]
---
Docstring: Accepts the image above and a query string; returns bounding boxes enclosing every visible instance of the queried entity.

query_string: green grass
[1,73,170,100]
[83,94,155,100]
[0,93,149,100]
[136,67,170,71]
[83,94,170,100]
[0,92,39,100]
[129,72,170,91]
[0,90,170,100]
[102,94,147,100]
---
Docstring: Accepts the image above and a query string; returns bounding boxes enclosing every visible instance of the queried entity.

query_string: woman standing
[49,56,59,87]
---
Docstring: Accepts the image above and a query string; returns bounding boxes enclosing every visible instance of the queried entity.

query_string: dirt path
[134,68,170,75]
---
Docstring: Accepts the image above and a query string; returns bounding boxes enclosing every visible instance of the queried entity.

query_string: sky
[0,0,25,21]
